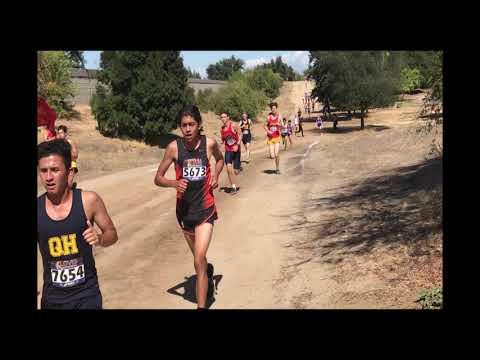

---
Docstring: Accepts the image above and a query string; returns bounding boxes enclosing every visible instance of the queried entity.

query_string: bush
[401,67,423,93]
[417,287,442,309]
[212,80,268,121]
[195,88,216,112]
[244,67,282,99]
[37,51,76,118]
[195,69,276,120]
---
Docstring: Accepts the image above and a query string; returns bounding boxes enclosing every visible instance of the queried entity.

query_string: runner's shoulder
[81,190,104,210]
[165,138,179,155]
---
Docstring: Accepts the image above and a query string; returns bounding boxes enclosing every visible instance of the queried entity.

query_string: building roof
[187,78,226,85]
[71,68,98,78]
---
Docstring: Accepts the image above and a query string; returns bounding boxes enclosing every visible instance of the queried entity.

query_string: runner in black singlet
[239,112,253,163]
[37,139,118,309]
[154,105,224,309]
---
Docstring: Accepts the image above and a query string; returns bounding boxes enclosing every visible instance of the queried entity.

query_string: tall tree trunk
[360,110,365,129]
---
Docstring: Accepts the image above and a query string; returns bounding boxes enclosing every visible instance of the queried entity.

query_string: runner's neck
[46,187,72,207]
[184,135,201,151]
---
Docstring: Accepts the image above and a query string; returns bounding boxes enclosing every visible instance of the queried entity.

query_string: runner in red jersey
[264,102,282,174]
[220,111,242,194]
[37,97,57,141]
[154,105,224,309]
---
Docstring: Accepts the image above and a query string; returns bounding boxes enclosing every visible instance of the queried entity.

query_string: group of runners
[37,100,311,310]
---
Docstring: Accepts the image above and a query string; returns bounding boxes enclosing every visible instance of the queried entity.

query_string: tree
[308,51,398,129]
[186,67,202,79]
[258,56,302,81]
[206,56,245,80]
[65,51,85,68]
[91,51,194,142]
[37,51,76,118]
[418,51,443,157]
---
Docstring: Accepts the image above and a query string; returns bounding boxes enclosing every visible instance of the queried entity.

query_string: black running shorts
[225,150,241,170]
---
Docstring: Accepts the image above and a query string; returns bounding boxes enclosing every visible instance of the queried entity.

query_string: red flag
[37,97,56,140]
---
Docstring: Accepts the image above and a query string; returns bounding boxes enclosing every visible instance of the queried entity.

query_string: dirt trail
[37,82,441,309]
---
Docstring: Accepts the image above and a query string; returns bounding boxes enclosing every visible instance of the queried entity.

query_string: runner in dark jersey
[37,139,118,309]
[56,125,79,189]
[239,112,253,163]
[154,105,224,309]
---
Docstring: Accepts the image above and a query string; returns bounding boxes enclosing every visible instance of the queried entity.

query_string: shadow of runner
[166,274,223,309]
[317,125,391,134]
[286,156,443,263]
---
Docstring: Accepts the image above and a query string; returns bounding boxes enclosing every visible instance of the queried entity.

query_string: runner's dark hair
[38,139,72,170]
[178,105,204,133]
[269,102,278,108]
[57,125,68,133]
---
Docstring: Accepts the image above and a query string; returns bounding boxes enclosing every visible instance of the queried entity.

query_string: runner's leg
[183,232,195,255]
[269,142,275,159]
[274,142,280,171]
[226,163,235,188]
[193,222,214,308]
[234,151,241,175]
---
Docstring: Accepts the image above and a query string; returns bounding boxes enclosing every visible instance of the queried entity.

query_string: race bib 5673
[183,166,206,181]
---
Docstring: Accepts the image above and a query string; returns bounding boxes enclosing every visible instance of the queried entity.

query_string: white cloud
[196,67,207,79]
[242,51,310,74]
[281,51,310,73]
[244,57,270,69]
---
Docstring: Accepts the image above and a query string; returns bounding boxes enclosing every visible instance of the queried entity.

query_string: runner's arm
[84,191,118,247]
[154,141,177,188]
[69,140,78,160]
[264,121,269,134]
[235,122,243,145]
[209,138,224,184]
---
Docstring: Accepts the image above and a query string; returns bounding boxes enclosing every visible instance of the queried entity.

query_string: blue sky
[83,51,310,78]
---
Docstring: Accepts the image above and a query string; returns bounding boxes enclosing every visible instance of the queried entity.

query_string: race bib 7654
[49,258,85,288]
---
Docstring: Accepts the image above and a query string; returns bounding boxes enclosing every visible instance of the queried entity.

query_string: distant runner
[220,111,242,194]
[315,115,324,131]
[281,117,290,150]
[154,105,224,309]
[239,112,253,163]
[56,125,79,189]
[265,102,282,174]
[286,119,294,146]
[297,110,304,137]
[37,139,118,309]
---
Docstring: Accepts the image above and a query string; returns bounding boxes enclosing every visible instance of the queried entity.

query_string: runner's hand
[210,176,218,190]
[175,179,189,193]
[83,220,101,246]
